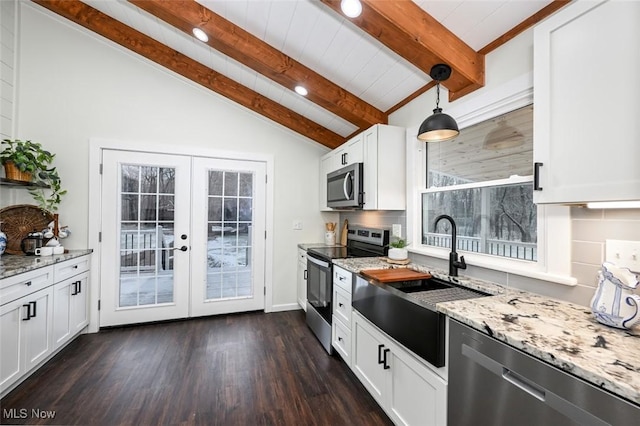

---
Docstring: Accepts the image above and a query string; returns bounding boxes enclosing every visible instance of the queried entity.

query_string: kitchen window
[422,105,537,262]
[407,74,575,285]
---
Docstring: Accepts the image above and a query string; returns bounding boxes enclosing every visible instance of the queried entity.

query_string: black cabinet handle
[181,234,188,240]
[344,153,348,164]
[338,302,344,307]
[383,348,391,370]
[534,162,543,191]
[73,265,79,269]
[79,281,82,294]
[72,281,79,296]
[338,336,343,342]
[22,304,31,321]
[25,281,32,287]
[303,270,307,280]
[30,301,37,319]
[378,344,385,365]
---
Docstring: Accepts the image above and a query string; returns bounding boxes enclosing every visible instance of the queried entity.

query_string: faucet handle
[457,255,467,270]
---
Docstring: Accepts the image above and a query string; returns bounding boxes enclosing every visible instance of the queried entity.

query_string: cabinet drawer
[0,267,54,306]
[332,316,351,365]
[333,286,352,327]
[333,266,352,294]
[298,248,307,263]
[53,256,90,282]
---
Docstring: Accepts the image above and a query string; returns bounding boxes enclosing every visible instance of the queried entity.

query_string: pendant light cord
[435,81,441,109]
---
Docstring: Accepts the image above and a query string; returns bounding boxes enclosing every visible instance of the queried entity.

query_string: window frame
[405,73,576,286]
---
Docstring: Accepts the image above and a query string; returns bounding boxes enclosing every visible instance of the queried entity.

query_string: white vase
[590,262,640,329]
[388,248,408,260]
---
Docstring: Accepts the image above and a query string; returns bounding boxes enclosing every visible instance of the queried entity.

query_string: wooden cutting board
[360,268,432,283]
[340,219,348,246]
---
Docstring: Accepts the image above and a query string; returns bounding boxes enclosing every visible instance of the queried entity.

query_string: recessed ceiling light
[294,85,308,96]
[192,28,208,42]
[341,0,362,18]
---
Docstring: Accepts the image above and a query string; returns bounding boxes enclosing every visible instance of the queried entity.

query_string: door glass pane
[206,169,254,300]
[119,164,175,307]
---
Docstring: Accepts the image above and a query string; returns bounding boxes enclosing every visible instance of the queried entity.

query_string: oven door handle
[307,255,330,269]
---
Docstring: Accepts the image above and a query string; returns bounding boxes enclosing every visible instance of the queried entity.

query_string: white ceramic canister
[324,231,336,246]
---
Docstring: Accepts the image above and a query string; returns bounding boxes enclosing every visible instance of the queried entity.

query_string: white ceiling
[81,0,553,139]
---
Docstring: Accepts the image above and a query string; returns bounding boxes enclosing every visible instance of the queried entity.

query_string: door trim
[87,138,275,333]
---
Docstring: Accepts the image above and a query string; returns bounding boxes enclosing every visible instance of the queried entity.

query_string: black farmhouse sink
[353,274,489,368]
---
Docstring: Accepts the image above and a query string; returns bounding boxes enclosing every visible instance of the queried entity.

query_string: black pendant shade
[417,64,460,143]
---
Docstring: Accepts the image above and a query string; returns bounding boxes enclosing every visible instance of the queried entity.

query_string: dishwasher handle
[502,369,545,401]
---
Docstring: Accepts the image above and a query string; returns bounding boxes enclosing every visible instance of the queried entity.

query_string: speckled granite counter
[0,250,93,280]
[334,257,640,406]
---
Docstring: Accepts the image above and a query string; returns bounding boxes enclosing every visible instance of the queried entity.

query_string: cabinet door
[387,343,447,426]
[533,0,640,203]
[297,257,307,311]
[53,279,72,348]
[352,313,387,406]
[0,299,27,393]
[22,287,53,371]
[71,273,89,334]
[344,133,364,165]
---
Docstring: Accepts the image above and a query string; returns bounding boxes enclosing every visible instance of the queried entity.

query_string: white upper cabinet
[533,0,640,204]
[320,124,405,211]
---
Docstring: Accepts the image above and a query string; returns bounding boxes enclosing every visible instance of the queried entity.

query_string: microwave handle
[343,172,353,200]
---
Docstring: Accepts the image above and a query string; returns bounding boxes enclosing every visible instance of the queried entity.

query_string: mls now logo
[3,408,56,419]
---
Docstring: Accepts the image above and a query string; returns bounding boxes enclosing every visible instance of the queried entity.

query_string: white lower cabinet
[53,272,89,349]
[332,265,353,366]
[297,248,307,311]
[0,286,54,394]
[352,311,447,426]
[0,254,91,397]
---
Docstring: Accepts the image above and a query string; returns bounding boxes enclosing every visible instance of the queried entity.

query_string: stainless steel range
[305,226,389,354]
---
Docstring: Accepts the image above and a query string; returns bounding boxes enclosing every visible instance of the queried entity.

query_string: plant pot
[388,247,408,260]
[3,161,32,182]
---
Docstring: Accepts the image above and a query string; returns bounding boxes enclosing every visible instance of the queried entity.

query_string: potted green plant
[388,237,409,260]
[1,139,66,211]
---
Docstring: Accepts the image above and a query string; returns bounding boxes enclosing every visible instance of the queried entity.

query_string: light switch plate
[605,239,640,272]
[392,224,402,238]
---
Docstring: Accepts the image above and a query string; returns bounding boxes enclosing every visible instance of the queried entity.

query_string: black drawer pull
[338,336,343,342]
[72,281,79,296]
[534,162,543,191]
[338,302,344,307]
[378,344,385,365]
[73,265,79,269]
[22,304,31,321]
[383,348,390,370]
[24,281,32,286]
[30,301,37,319]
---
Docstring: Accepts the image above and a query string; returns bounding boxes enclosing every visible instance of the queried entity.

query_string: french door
[99,150,266,327]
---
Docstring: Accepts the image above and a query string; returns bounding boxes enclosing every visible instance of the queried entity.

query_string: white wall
[0,0,17,139]
[13,3,332,310]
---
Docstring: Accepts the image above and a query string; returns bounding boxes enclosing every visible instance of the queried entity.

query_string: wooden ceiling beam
[32,0,344,149]
[129,0,386,129]
[320,0,485,102]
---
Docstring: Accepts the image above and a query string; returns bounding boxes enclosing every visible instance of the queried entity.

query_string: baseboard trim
[269,303,302,313]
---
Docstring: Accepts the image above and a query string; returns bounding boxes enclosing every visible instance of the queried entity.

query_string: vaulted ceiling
[32,0,569,149]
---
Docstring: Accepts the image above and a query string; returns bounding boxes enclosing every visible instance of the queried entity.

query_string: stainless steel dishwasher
[448,319,639,425]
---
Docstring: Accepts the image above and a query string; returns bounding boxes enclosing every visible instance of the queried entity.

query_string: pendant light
[417,64,459,143]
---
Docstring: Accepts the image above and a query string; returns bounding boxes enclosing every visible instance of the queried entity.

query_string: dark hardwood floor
[1,311,392,425]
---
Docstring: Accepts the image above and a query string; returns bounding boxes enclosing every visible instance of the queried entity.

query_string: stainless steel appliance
[326,163,364,209]
[306,226,389,354]
[448,319,640,425]
[353,274,488,367]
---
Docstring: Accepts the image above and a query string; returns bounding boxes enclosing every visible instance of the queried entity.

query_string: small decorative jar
[324,231,336,246]
[0,221,6,256]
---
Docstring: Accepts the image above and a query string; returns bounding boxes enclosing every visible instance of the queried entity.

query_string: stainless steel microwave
[327,163,364,209]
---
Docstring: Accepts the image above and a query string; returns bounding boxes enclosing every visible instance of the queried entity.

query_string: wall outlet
[392,224,402,238]
[605,239,640,272]
[293,220,303,230]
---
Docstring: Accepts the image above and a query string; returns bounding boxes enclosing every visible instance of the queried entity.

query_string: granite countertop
[334,257,640,406]
[0,250,93,280]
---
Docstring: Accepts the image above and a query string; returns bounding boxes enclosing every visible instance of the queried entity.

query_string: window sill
[407,245,578,287]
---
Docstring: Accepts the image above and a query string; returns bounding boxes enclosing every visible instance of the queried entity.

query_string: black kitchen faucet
[434,214,467,277]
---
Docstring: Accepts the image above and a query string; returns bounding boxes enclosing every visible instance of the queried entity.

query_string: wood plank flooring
[1,311,392,425]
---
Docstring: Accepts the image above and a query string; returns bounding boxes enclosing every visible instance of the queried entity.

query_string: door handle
[30,301,37,319]
[22,304,31,321]
[72,281,78,296]
[173,246,188,252]
[378,344,385,365]
[303,270,307,280]
[534,162,543,191]
[383,348,390,370]
[343,172,353,200]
